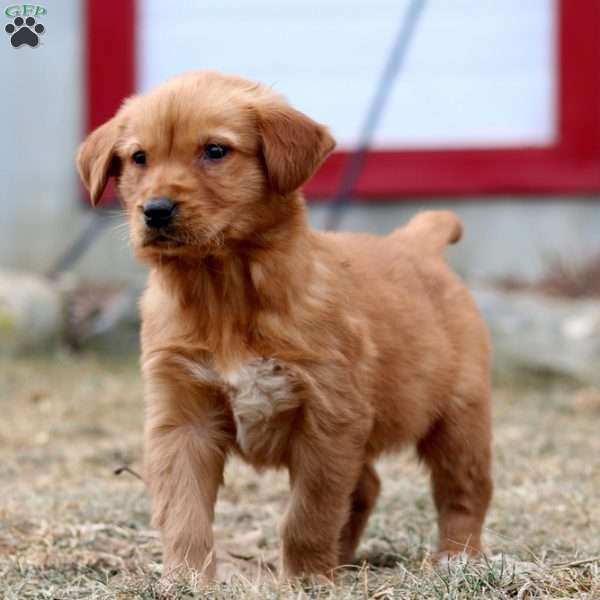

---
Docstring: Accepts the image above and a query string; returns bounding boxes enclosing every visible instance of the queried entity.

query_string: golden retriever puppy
[77,71,493,582]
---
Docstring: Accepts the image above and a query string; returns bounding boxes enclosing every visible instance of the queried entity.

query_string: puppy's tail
[392,210,463,254]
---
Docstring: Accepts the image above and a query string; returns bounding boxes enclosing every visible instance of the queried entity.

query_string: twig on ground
[113,465,144,481]
[552,555,600,569]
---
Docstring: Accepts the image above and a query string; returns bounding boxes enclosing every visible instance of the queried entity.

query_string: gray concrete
[50,196,600,284]
[4,190,600,284]
[309,198,600,281]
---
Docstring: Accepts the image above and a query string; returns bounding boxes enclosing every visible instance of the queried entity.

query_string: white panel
[138,0,556,150]
[0,0,85,272]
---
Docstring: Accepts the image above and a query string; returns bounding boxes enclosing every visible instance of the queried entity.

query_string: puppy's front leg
[281,438,365,579]
[143,362,233,581]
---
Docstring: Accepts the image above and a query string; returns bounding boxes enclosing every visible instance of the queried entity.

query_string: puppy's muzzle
[144,197,176,229]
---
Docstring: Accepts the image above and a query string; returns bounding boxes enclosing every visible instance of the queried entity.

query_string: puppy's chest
[220,358,301,464]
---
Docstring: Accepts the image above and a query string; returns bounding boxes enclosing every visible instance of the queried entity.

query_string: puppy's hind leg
[338,462,381,566]
[417,393,493,558]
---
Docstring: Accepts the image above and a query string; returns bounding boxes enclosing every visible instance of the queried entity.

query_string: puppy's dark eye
[204,144,229,160]
[131,150,146,165]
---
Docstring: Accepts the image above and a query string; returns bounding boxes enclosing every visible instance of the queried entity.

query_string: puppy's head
[76,71,335,263]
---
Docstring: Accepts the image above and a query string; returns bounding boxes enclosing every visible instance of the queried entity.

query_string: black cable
[323,0,427,231]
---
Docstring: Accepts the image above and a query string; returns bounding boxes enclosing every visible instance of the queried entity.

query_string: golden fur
[77,71,493,581]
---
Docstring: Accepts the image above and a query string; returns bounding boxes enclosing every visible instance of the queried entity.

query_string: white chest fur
[222,358,300,458]
[175,355,301,462]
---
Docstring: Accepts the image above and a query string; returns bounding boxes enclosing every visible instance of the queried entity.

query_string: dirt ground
[0,354,599,599]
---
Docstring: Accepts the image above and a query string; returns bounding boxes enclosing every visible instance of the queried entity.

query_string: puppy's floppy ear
[258,101,336,195]
[76,117,121,206]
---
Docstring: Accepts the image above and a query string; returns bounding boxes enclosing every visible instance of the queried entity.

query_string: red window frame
[85,0,600,200]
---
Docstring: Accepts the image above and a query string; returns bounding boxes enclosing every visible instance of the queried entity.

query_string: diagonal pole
[324,0,427,231]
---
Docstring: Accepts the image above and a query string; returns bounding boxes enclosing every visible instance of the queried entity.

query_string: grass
[1,354,599,599]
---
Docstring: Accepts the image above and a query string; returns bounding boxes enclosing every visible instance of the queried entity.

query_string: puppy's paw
[160,553,217,592]
[158,568,213,594]
[433,550,472,572]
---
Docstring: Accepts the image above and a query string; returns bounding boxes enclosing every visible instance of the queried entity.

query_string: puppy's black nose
[143,197,175,229]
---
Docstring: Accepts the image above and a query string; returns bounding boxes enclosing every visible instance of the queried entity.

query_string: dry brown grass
[1,354,599,599]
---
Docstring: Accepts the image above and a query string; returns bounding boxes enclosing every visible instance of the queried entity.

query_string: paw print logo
[5,16,45,48]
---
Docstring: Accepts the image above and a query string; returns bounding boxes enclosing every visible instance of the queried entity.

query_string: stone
[472,284,600,383]
[0,269,64,353]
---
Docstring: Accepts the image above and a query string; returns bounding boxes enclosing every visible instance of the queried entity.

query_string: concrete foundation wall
[3,197,600,286]
[309,198,600,281]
